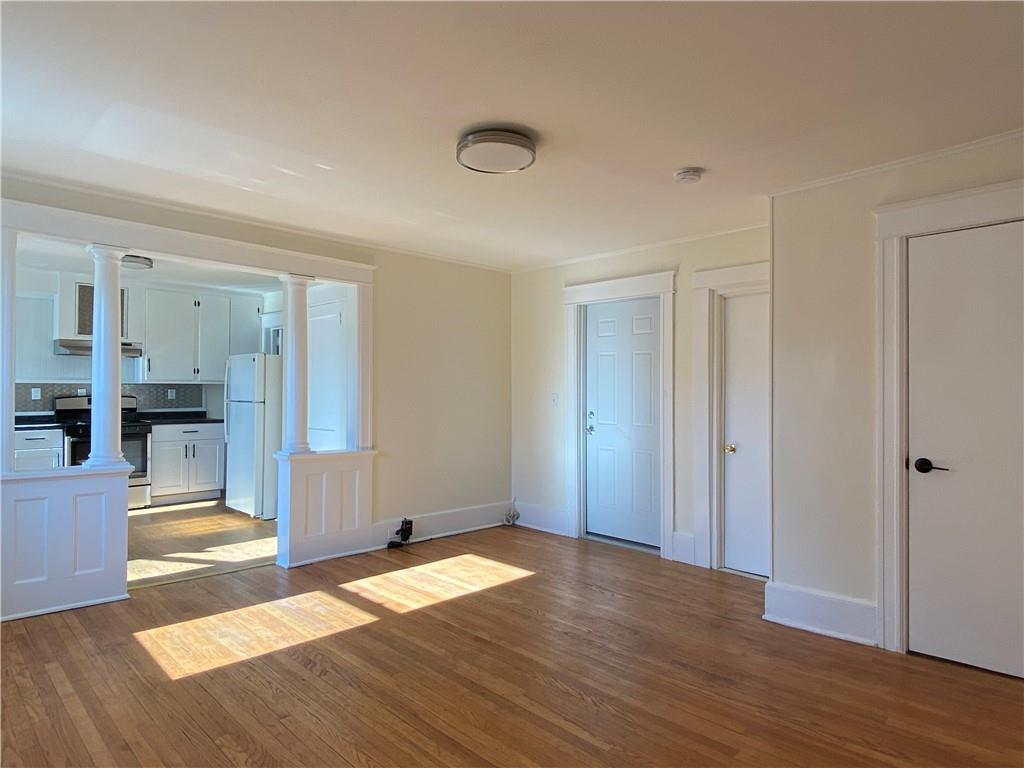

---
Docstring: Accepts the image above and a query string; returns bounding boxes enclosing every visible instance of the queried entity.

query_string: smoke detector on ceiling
[674,166,705,184]
[457,129,536,174]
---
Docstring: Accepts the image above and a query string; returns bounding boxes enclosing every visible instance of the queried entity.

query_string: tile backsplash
[15,383,204,412]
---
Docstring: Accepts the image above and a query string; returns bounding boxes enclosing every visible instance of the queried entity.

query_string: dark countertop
[140,411,224,425]
[14,414,61,430]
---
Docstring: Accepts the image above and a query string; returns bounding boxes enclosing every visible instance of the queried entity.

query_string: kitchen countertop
[139,411,224,425]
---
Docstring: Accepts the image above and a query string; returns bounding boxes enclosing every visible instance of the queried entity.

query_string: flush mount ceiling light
[122,254,154,270]
[674,166,705,184]
[457,129,536,174]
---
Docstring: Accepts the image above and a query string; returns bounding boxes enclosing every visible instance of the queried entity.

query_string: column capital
[86,244,127,263]
[279,273,316,286]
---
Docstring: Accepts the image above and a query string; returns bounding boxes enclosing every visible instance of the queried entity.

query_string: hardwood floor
[3,527,1021,767]
[128,500,277,589]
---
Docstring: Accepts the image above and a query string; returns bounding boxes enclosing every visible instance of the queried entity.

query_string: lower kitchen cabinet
[151,427,225,498]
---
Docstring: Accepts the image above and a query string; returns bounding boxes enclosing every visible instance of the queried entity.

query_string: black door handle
[914,457,949,474]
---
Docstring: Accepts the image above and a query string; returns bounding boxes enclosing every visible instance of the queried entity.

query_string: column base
[82,457,132,472]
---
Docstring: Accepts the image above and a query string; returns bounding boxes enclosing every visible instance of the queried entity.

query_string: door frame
[564,271,675,556]
[874,179,1023,652]
[691,262,771,572]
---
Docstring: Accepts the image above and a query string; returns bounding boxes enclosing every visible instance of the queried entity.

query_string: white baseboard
[514,502,571,536]
[2,593,130,622]
[763,581,878,646]
[285,501,512,568]
[667,531,695,564]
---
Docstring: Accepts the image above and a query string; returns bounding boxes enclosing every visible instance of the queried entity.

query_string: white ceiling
[16,234,283,293]
[3,2,1021,271]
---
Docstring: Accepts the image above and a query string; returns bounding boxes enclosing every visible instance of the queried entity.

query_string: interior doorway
[906,220,1023,677]
[583,296,661,548]
[564,272,675,557]
[692,262,771,576]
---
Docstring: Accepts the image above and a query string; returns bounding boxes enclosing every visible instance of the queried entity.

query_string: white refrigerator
[225,353,282,520]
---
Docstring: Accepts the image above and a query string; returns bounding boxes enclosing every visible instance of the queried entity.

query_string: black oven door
[66,436,91,467]
[122,433,150,483]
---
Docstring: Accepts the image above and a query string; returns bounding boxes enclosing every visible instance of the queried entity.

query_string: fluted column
[83,245,126,468]
[280,274,314,454]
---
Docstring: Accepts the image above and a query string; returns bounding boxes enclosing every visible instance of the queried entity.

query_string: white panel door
[308,301,348,451]
[189,439,225,492]
[197,294,231,382]
[908,220,1023,677]
[145,289,196,382]
[722,292,771,577]
[585,297,660,547]
[151,440,189,497]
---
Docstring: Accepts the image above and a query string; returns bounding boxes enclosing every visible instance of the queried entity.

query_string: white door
[146,289,197,382]
[585,297,660,547]
[721,292,771,577]
[151,440,189,497]
[189,439,225,493]
[908,220,1023,677]
[308,301,348,451]
[196,294,231,382]
[225,400,264,517]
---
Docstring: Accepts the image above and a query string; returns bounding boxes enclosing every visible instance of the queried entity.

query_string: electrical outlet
[30,387,41,401]
[77,388,87,396]
[167,388,176,401]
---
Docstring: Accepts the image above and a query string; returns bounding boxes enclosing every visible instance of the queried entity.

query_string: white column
[84,245,126,468]
[280,274,314,454]
[1,228,17,473]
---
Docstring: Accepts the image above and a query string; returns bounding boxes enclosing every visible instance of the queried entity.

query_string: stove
[55,395,153,509]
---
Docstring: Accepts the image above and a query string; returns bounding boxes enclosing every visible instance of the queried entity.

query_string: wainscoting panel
[1,467,130,620]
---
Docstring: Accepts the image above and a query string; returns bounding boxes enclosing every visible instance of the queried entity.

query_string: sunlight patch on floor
[128,537,278,583]
[340,553,534,613]
[134,591,377,679]
[129,500,221,518]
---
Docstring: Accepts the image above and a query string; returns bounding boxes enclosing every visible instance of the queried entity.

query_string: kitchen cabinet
[151,423,225,498]
[13,429,64,471]
[229,295,263,355]
[145,289,230,382]
[55,273,144,344]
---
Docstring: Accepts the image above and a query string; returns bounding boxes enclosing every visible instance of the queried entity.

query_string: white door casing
[722,291,771,576]
[564,271,675,556]
[876,179,1024,653]
[907,221,1023,677]
[584,296,661,546]
[691,262,771,571]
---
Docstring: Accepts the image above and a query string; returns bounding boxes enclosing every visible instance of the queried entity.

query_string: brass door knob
[724,443,737,455]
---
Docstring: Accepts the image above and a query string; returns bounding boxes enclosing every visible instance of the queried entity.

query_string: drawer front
[14,429,64,449]
[152,422,224,443]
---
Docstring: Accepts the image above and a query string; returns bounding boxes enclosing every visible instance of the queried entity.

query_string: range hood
[53,339,144,358]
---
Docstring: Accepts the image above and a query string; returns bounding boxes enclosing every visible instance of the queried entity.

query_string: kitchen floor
[128,500,277,589]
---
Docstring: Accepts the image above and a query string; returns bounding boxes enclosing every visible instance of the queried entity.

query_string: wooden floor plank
[3,527,1021,767]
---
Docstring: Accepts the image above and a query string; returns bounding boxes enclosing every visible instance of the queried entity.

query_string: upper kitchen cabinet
[55,273,145,345]
[229,294,263,355]
[145,289,229,383]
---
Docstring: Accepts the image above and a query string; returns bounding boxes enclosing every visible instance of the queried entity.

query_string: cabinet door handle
[182,430,199,433]
[184,444,188,461]
[23,437,46,441]
[147,357,151,374]
[192,444,196,459]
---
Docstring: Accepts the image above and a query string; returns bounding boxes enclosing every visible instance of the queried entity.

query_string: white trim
[874,179,1024,652]
[690,262,770,571]
[564,270,675,306]
[2,593,130,622]
[763,581,877,646]
[514,502,571,536]
[563,271,675,557]
[519,224,769,275]
[1,199,375,285]
[772,129,1024,198]
[282,500,511,568]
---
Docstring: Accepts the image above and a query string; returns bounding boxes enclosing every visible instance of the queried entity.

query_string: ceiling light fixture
[674,166,705,184]
[457,129,536,174]
[122,254,154,270]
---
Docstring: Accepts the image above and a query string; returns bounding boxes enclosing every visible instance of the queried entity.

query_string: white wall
[771,134,1023,601]
[510,226,769,536]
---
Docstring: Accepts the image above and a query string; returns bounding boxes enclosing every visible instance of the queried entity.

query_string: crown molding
[769,129,1023,198]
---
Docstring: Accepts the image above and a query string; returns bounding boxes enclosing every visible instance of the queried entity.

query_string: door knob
[585,425,595,435]
[914,457,949,473]
[724,443,737,455]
